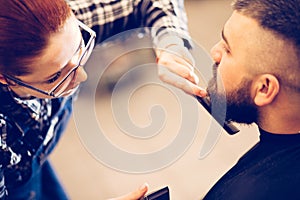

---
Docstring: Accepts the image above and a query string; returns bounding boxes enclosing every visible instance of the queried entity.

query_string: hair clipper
[195,96,240,135]
[139,186,170,200]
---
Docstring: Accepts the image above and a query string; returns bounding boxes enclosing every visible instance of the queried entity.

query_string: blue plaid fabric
[0,84,75,199]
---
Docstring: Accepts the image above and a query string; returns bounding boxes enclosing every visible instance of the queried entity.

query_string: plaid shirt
[67,0,191,48]
[0,0,190,198]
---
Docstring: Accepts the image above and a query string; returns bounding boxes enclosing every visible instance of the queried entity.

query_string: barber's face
[7,15,88,99]
[207,11,262,124]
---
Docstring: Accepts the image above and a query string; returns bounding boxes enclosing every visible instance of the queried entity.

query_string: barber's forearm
[67,0,139,43]
[146,0,192,50]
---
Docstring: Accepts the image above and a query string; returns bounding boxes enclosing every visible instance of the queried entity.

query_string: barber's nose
[75,66,88,83]
[210,41,222,64]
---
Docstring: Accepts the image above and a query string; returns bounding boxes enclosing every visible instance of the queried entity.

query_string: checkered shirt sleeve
[67,0,191,48]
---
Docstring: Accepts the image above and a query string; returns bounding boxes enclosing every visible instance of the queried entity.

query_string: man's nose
[210,41,222,64]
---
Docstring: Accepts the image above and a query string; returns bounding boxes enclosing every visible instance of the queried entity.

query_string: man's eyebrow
[45,38,83,80]
[221,28,231,50]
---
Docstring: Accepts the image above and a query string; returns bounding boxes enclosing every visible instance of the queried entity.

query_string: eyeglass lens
[80,38,95,66]
[51,36,95,97]
[51,70,77,96]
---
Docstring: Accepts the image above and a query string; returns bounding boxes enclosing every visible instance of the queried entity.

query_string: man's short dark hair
[232,0,300,54]
[232,0,300,92]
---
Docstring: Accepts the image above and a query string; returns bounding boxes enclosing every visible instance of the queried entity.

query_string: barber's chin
[60,85,80,97]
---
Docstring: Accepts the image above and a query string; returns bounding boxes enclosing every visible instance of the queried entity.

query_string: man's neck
[258,96,300,134]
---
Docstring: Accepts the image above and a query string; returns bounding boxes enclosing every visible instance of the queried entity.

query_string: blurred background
[50,0,260,199]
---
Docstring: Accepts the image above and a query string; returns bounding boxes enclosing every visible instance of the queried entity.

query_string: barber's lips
[69,83,80,92]
[69,80,80,89]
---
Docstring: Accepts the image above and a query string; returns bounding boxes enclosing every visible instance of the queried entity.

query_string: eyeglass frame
[3,19,96,98]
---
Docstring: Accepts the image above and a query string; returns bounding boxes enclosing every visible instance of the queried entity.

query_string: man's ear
[253,74,280,106]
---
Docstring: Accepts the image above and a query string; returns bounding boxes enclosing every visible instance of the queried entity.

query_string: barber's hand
[156,45,207,97]
[108,183,149,200]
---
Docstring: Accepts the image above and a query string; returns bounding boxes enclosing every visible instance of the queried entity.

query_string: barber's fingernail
[139,183,149,191]
[194,75,199,84]
[189,71,199,84]
[199,89,207,97]
[156,57,159,63]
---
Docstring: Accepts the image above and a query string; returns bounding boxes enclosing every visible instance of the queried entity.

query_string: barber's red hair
[0,0,72,75]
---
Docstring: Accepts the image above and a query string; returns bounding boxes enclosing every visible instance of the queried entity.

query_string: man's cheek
[218,68,237,93]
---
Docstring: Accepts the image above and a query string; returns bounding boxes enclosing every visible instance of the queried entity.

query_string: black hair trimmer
[195,95,240,135]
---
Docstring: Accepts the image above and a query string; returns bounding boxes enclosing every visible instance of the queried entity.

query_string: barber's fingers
[157,51,199,85]
[164,44,196,66]
[158,65,207,97]
[156,45,195,70]
[108,183,149,200]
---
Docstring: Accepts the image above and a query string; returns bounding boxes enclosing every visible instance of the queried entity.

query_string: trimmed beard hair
[206,66,258,125]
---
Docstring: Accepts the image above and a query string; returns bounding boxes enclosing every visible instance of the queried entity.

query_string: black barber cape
[203,129,300,200]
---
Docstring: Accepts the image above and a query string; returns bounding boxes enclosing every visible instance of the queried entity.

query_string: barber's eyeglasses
[3,19,96,98]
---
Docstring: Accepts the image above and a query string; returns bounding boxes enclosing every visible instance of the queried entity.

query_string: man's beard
[206,64,258,125]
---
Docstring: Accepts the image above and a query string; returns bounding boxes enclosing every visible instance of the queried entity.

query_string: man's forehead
[224,12,270,50]
[226,11,297,72]
[225,12,259,35]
